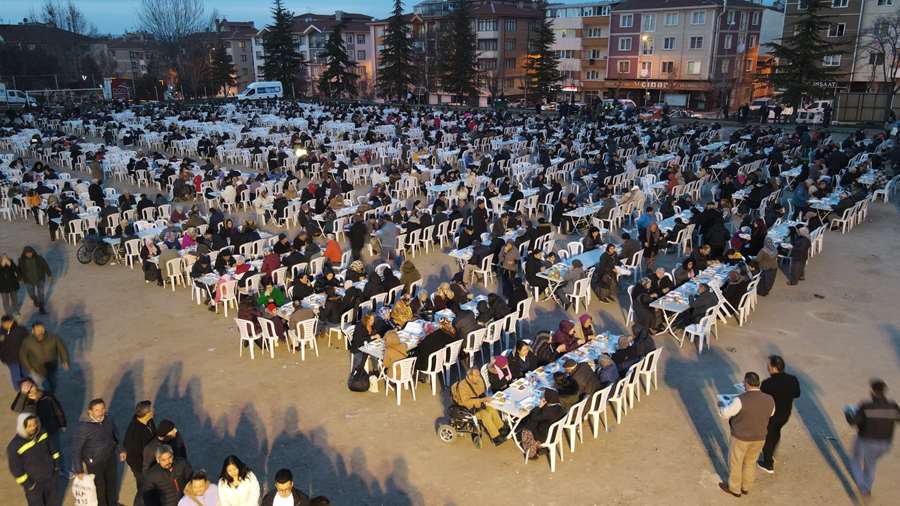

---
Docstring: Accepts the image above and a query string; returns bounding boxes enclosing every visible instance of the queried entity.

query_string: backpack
[348,368,370,392]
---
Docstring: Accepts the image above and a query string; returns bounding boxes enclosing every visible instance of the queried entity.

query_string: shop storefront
[605,79,714,111]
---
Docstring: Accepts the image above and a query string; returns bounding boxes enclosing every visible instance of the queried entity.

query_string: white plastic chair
[524,417,566,472]
[291,318,319,361]
[561,397,589,453]
[566,277,591,313]
[683,314,714,354]
[442,340,464,385]
[384,356,417,406]
[637,348,663,396]
[464,328,487,367]
[566,241,583,257]
[607,378,629,423]
[165,258,184,291]
[416,349,445,396]
[472,253,495,285]
[216,280,238,317]
[584,385,612,438]
[234,318,261,359]
[256,317,279,359]
[483,320,505,357]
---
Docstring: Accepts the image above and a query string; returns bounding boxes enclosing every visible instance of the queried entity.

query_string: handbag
[348,368,370,392]
[71,474,99,506]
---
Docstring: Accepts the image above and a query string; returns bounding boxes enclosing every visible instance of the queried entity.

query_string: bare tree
[857,13,900,102]
[31,0,98,35]
[138,0,210,43]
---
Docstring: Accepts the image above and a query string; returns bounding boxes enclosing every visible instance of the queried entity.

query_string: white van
[237,81,284,100]
[795,100,832,125]
[0,87,37,107]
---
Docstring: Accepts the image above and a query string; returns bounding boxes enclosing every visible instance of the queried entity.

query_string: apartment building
[783,0,899,93]
[368,14,427,97]
[255,11,375,97]
[215,20,258,94]
[107,32,156,81]
[413,0,545,103]
[548,2,616,103]
[608,0,762,111]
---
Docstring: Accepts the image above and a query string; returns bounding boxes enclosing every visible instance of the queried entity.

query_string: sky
[0,0,398,35]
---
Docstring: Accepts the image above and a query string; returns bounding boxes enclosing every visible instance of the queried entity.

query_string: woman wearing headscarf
[432,282,455,311]
[390,293,414,328]
[631,277,659,331]
[487,355,513,392]
[381,268,402,292]
[753,241,779,296]
[411,289,435,319]
[382,329,407,379]
[140,239,163,285]
[346,260,366,282]
[399,260,421,294]
[412,318,458,373]
[552,320,584,354]
[578,314,596,341]
[642,222,663,270]
[518,389,566,460]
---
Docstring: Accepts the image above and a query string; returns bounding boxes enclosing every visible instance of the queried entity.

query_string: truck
[0,83,38,108]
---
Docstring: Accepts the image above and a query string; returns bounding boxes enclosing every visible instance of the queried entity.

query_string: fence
[835,92,900,125]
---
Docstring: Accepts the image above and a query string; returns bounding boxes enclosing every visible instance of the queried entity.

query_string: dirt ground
[0,170,898,506]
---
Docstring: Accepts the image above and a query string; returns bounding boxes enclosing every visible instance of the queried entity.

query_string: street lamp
[640,34,651,106]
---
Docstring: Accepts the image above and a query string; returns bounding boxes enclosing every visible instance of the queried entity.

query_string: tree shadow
[96,362,426,505]
[766,344,860,503]
[663,346,738,478]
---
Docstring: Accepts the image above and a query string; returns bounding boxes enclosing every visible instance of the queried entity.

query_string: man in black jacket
[70,398,125,506]
[758,356,801,474]
[7,413,60,506]
[845,379,900,496]
[142,444,192,506]
[141,419,188,473]
[261,468,310,506]
[564,359,602,400]
[124,400,156,506]
[1,315,28,391]
[348,214,368,260]
[10,378,66,438]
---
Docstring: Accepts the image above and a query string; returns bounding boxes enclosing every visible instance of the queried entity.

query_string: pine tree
[262,0,305,97]
[437,0,479,104]
[763,1,845,108]
[377,0,415,101]
[523,2,561,106]
[319,20,358,99]
[209,43,237,96]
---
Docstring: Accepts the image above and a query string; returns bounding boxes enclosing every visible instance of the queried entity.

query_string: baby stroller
[437,404,485,449]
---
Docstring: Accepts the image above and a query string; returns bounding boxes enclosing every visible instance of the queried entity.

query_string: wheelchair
[437,404,485,449]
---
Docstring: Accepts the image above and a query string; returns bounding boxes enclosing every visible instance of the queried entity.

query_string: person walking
[1,315,28,390]
[845,379,900,497]
[18,322,69,393]
[718,371,775,498]
[7,413,60,506]
[261,468,310,506]
[71,398,126,506]
[10,378,67,441]
[17,247,51,315]
[124,400,156,506]
[142,444,193,506]
[757,356,801,473]
[0,254,20,316]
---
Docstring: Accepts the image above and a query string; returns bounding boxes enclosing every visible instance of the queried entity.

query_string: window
[720,59,730,74]
[357,50,366,60]
[618,37,632,51]
[799,0,808,9]
[687,60,701,74]
[745,58,753,72]
[664,13,679,26]
[724,34,733,49]
[617,60,631,73]
[661,61,674,73]
[586,70,601,80]
[586,27,603,38]
[620,14,634,28]
[832,0,848,7]
[478,18,498,31]
[357,34,365,44]
[556,50,576,59]
[877,0,894,5]
[505,18,516,32]
[642,37,654,55]
[642,14,656,31]
[256,51,263,59]
[505,38,516,50]
[823,54,842,66]
[240,54,247,62]
[726,11,736,25]
[691,11,705,24]
[663,37,676,50]
[376,27,385,37]
[828,23,846,37]
[589,49,603,59]
[690,36,703,49]
[239,40,247,49]
[345,34,353,44]
[477,39,498,51]
[752,11,760,25]
[640,61,652,77]
[869,52,885,65]
[748,35,757,47]
[504,57,516,69]
[478,58,497,70]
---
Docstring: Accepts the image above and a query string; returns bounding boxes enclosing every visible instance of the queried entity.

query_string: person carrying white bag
[70,399,126,506]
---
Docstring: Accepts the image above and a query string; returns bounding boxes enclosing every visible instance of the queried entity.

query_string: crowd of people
[1,96,899,503]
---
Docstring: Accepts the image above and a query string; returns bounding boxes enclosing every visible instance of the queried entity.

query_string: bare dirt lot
[0,186,898,506]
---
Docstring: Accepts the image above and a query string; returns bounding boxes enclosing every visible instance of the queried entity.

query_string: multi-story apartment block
[215,20,258,94]
[548,2,616,103]
[413,0,545,104]
[608,0,762,111]
[783,0,899,94]
[255,11,375,97]
[107,32,156,81]
[368,13,427,98]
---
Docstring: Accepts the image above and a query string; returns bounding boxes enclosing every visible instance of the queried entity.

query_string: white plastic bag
[71,474,98,506]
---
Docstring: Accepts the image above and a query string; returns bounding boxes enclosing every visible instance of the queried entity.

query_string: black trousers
[129,464,144,506]
[789,259,805,284]
[761,414,790,467]
[24,479,59,506]
[87,457,118,506]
